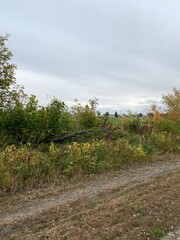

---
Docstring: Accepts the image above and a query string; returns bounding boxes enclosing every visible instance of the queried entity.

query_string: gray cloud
[0,0,180,113]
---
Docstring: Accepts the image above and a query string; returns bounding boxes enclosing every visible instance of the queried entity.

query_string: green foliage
[108,117,122,126]
[153,227,165,238]
[0,36,179,194]
[0,34,16,109]
[155,118,180,135]
[65,141,107,174]
[0,35,26,110]
[1,110,180,193]
[114,111,118,118]
[71,98,99,130]
[46,98,71,138]
[25,94,39,111]
[0,95,72,145]
[0,108,28,143]
[0,139,147,192]
[0,144,57,192]
[149,131,180,154]
[123,117,141,133]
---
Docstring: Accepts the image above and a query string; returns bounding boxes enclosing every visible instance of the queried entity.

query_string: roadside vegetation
[0,35,180,194]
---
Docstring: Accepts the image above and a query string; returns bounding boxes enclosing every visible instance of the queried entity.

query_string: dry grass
[1,168,179,240]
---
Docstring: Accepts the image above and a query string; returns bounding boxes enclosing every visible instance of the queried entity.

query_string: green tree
[71,98,99,129]
[0,34,25,110]
[138,113,143,118]
[114,111,118,118]
[47,98,71,137]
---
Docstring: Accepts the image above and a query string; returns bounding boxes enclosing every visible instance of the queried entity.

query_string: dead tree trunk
[53,129,92,143]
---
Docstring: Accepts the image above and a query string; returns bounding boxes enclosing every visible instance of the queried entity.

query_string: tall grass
[0,120,179,194]
[0,109,180,194]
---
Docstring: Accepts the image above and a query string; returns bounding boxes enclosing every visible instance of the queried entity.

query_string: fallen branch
[53,129,93,143]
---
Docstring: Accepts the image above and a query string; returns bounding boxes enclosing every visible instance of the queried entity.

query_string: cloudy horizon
[0,0,179,113]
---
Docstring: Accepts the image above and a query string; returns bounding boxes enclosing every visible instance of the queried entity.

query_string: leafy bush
[149,131,180,154]
[155,118,180,135]
[0,97,72,145]
[0,143,70,193]
[0,139,147,193]
[71,98,99,130]
[122,118,141,133]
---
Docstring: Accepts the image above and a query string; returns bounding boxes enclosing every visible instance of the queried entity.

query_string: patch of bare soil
[0,157,180,239]
[162,229,180,240]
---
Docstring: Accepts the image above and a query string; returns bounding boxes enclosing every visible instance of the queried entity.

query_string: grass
[0,135,179,194]
[108,117,123,125]
[0,116,179,194]
[1,168,179,240]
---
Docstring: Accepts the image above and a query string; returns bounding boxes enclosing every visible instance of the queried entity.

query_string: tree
[138,113,143,118]
[0,34,25,110]
[162,88,180,121]
[114,111,118,118]
[71,98,99,129]
[47,98,71,137]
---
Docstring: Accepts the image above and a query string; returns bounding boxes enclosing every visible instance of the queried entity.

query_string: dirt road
[0,157,180,239]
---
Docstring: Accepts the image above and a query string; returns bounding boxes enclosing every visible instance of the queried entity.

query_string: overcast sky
[0,0,180,113]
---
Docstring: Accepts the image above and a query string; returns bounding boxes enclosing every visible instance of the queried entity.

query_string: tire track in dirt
[0,159,179,227]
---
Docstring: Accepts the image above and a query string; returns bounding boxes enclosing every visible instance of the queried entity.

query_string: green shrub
[71,98,99,130]
[0,144,53,192]
[0,97,72,145]
[156,119,180,135]
[0,139,148,193]
[123,118,141,133]
[149,131,180,154]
